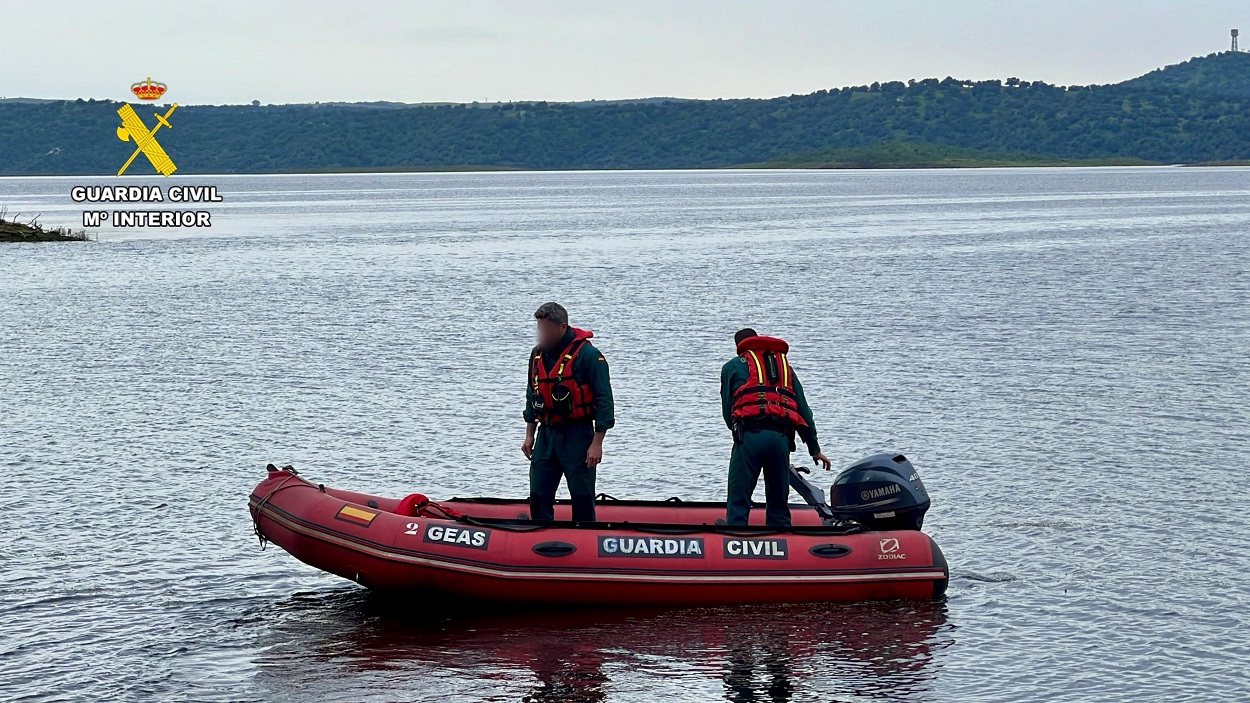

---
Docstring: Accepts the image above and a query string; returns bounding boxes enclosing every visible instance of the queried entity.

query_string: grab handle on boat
[532,541,578,557]
[809,543,853,558]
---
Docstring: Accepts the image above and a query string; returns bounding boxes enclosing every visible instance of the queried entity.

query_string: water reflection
[250,588,951,702]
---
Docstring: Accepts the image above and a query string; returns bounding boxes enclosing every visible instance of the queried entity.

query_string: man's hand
[586,433,605,468]
[812,452,832,471]
[522,417,537,457]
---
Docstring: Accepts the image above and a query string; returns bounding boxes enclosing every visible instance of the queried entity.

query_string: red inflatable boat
[249,464,948,605]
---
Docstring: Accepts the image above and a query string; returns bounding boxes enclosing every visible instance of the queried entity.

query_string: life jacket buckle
[549,382,575,416]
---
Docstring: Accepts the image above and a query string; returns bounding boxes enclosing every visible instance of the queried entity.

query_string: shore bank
[0,213,90,242]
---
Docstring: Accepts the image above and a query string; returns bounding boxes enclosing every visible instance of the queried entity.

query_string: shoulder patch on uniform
[597,356,605,361]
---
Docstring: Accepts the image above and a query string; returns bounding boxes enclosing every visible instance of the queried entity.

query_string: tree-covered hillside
[3,52,1250,174]
[1119,50,1250,98]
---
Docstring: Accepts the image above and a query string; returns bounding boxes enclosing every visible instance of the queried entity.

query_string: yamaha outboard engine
[829,453,930,531]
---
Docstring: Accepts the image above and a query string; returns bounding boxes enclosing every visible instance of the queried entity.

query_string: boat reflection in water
[250,588,951,701]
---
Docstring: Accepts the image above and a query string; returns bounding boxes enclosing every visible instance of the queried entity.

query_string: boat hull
[250,468,948,605]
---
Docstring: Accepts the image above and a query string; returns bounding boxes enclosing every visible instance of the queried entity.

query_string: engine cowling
[829,453,930,531]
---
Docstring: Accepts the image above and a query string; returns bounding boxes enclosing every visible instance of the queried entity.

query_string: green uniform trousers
[529,421,597,521]
[726,428,792,526]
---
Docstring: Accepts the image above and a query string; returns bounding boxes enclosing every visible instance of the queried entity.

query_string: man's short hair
[534,302,569,325]
[734,328,758,344]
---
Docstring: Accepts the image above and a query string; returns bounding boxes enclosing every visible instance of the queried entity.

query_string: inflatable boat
[248,454,948,605]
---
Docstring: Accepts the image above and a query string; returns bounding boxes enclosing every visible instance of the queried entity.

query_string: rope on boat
[455,516,549,532]
[250,464,305,550]
[454,515,866,536]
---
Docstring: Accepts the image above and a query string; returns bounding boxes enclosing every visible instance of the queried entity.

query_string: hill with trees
[1119,50,1250,98]
[3,51,1250,174]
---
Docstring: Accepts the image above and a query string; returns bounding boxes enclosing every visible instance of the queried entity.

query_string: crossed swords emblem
[115,102,179,176]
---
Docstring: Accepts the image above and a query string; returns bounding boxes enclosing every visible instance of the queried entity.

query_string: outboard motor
[829,453,930,531]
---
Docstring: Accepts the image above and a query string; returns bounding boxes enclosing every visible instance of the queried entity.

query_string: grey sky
[5,1,1244,104]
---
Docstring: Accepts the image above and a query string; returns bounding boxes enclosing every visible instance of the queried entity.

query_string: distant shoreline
[733,158,1159,170]
[7,52,1250,176]
[7,158,1250,177]
[7,162,1238,179]
[1177,159,1250,167]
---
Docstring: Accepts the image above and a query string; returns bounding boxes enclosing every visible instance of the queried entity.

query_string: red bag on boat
[396,493,462,519]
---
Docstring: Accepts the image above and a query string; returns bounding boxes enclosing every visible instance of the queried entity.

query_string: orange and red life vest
[529,328,596,424]
[730,335,808,428]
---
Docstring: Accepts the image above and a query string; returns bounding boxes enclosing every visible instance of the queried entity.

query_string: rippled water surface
[2,168,1248,702]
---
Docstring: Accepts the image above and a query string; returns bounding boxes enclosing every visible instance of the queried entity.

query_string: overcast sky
[4,1,1245,104]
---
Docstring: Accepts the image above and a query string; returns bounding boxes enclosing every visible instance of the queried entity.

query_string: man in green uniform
[522,302,615,522]
[722,328,830,526]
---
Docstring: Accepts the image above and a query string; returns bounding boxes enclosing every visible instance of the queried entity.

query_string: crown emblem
[130,77,167,101]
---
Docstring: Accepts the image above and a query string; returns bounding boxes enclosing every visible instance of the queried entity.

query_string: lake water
[2,167,1248,702]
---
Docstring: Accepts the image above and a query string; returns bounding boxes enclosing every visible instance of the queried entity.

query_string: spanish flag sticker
[335,504,379,527]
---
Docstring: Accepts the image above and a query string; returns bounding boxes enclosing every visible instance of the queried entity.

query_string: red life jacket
[730,335,808,428]
[529,328,596,424]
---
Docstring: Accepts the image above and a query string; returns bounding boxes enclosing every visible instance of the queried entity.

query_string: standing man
[522,302,614,522]
[722,328,831,526]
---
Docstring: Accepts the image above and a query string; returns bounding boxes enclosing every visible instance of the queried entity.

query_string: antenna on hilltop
[1233,29,1240,52]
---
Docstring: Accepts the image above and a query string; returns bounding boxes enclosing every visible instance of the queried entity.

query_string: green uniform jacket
[721,355,820,454]
[524,328,615,433]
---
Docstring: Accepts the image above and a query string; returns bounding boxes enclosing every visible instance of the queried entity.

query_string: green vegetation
[4,52,1250,174]
[738,141,1157,169]
[0,208,90,242]
[271,163,527,174]
[1120,51,1250,98]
